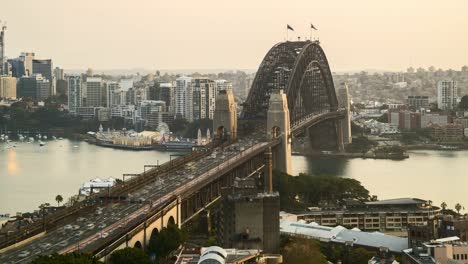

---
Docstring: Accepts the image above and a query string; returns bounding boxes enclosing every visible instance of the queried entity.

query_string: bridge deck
[0,137,278,263]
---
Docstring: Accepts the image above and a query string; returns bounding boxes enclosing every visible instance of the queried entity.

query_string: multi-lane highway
[0,137,268,263]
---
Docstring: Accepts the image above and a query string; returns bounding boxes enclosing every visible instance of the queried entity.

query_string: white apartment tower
[175,76,192,119]
[68,75,82,114]
[437,80,459,111]
[190,78,216,121]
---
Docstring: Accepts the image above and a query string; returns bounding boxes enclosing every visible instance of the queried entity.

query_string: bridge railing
[291,107,345,130]
[83,140,276,257]
[0,140,234,250]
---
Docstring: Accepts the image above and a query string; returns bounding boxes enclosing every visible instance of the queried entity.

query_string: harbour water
[0,139,174,215]
[1,140,467,216]
[292,150,468,214]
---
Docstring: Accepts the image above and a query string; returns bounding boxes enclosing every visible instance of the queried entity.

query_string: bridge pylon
[338,82,352,146]
[213,88,237,141]
[267,89,292,174]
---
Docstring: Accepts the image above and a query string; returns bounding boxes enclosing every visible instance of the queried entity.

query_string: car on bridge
[17,250,30,258]
[99,232,109,238]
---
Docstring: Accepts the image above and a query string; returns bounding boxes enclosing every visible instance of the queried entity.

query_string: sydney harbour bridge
[0,40,351,263]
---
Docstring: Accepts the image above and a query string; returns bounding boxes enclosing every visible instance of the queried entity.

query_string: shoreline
[406,144,468,151]
[292,151,409,160]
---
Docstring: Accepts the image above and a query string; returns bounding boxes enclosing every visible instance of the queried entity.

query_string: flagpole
[286,25,288,41]
[310,24,312,41]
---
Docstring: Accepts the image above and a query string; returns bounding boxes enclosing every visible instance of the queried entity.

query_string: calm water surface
[291,150,468,213]
[0,140,174,215]
[1,140,466,215]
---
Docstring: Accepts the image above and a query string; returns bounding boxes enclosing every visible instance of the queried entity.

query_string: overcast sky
[2,0,468,72]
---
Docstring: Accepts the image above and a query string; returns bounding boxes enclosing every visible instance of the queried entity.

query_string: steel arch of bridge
[242,40,338,124]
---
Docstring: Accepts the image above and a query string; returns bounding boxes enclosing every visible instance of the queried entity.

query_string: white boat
[19,135,25,141]
[52,136,57,140]
[39,140,46,146]
[58,137,63,140]
[28,137,35,142]
[43,135,48,140]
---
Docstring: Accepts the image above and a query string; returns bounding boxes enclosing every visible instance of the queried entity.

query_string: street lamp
[39,203,50,232]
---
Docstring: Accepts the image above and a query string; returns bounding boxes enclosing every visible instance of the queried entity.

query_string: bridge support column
[267,89,292,174]
[213,88,237,141]
[338,82,352,145]
[176,196,181,228]
[143,222,147,250]
[336,120,345,152]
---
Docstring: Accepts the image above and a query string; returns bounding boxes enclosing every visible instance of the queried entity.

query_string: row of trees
[440,201,464,215]
[0,100,126,138]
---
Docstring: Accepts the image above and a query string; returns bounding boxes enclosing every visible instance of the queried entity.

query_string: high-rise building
[17,74,50,100]
[191,78,216,120]
[407,95,429,111]
[437,80,459,111]
[21,52,34,76]
[110,89,126,106]
[8,52,35,77]
[215,79,233,94]
[0,24,6,75]
[175,76,192,119]
[33,59,54,95]
[126,87,147,106]
[0,75,17,99]
[68,75,82,114]
[159,82,175,114]
[54,67,64,81]
[85,77,103,107]
[139,100,166,128]
[119,78,133,91]
[107,81,120,107]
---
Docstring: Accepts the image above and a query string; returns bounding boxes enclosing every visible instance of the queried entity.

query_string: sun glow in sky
[3,0,468,71]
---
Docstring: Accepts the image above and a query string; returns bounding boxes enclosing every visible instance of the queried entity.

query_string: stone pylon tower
[213,88,237,141]
[267,89,292,174]
[338,82,352,145]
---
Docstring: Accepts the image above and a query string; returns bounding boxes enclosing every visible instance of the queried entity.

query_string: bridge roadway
[0,136,278,264]
[291,109,346,136]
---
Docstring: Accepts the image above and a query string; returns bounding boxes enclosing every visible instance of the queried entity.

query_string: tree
[32,252,103,263]
[376,113,388,123]
[148,224,188,262]
[349,247,376,264]
[109,247,152,264]
[273,170,370,210]
[281,237,328,264]
[459,95,468,110]
[441,202,447,211]
[455,203,463,215]
[56,194,63,207]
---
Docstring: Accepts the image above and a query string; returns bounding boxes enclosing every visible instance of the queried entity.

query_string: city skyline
[2,0,468,72]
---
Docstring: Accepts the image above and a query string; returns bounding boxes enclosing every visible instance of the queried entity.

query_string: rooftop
[365,198,428,206]
[175,247,264,264]
[280,220,408,253]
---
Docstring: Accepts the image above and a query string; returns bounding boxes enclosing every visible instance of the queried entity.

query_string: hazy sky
[2,0,468,72]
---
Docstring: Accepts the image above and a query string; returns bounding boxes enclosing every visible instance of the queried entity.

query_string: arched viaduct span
[243,40,346,153]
